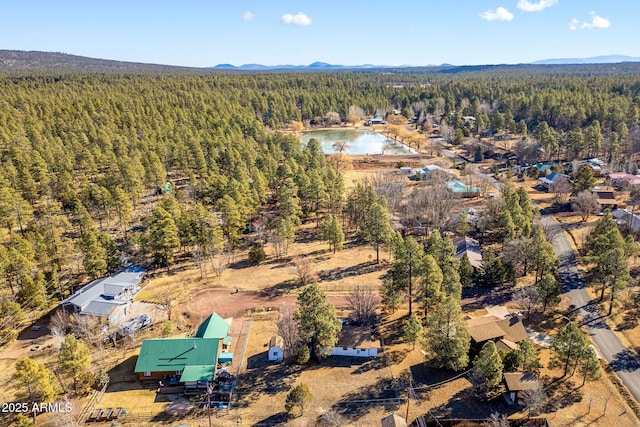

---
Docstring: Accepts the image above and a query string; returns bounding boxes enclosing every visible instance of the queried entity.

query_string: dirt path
[175,288,350,323]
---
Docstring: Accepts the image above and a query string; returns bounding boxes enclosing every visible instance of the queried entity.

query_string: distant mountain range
[532,55,640,65]
[0,50,639,73]
[213,55,640,70]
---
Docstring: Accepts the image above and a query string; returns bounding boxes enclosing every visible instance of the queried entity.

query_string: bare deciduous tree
[292,256,318,286]
[572,190,600,222]
[320,410,347,427]
[549,177,572,205]
[512,286,540,318]
[331,140,350,153]
[503,237,532,276]
[50,309,70,348]
[347,285,380,325]
[156,289,178,321]
[362,172,407,213]
[518,382,547,418]
[483,412,509,427]
[276,306,300,362]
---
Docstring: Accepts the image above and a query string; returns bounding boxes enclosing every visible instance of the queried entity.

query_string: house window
[343,347,348,351]
[273,352,279,356]
[144,371,150,377]
[360,349,366,352]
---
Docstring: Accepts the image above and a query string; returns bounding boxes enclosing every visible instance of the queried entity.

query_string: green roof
[179,365,216,383]
[446,180,480,193]
[195,313,230,339]
[134,338,219,374]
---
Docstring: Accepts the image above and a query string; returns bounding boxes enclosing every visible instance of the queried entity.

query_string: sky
[1,0,638,67]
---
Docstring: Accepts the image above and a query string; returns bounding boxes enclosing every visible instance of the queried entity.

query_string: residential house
[446,179,481,197]
[249,220,265,233]
[605,172,640,190]
[134,312,231,393]
[613,209,640,232]
[592,190,619,210]
[332,325,379,358]
[453,236,483,269]
[465,307,528,352]
[268,335,284,362]
[503,372,541,404]
[537,171,570,191]
[60,266,145,325]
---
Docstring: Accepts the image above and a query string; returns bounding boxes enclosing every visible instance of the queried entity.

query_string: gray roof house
[61,266,145,324]
[453,236,483,269]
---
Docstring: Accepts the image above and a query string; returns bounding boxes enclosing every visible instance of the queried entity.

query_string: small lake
[300,129,415,155]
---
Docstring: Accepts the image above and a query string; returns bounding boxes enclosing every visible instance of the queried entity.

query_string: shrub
[292,345,310,364]
[248,245,267,264]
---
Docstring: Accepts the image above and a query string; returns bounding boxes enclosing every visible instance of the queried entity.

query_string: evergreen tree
[58,335,91,392]
[285,383,313,416]
[361,199,393,263]
[295,283,342,359]
[536,274,561,313]
[517,338,540,373]
[390,235,425,316]
[80,230,108,279]
[424,295,470,371]
[549,322,589,377]
[13,357,61,402]
[577,346,601,386]
[147,206,180,270]
[585,211,630,314]
[473,341,504,389]
[573,165,596,192]
[216,194,244,247]
[380,277,403,313]
[419,254,444,320]
[320,214,345,253]
[459,254,475,288]
[404,313,425,350]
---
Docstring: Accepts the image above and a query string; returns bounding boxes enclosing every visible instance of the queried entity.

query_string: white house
[613,209,640,231]
[331,326,379,358]
[60,266,145,325]
[268,335,284,362]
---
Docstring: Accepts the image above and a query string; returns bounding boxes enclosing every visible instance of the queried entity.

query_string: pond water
[300,129,415,155]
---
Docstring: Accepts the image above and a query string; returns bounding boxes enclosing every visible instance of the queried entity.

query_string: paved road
[440,143,640,401]
[541,215,640,402]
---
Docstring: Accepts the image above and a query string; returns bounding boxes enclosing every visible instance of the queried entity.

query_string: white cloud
[280,12,312,26]
[569,18,579,30]
[517,0,558,12]
[569,12,610,30]
[480,7,514,21]
[242,11,256,22]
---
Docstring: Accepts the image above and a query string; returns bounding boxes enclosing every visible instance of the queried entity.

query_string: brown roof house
[503,372,541,404]
[332,325,379,358]
[465,307,528,352]
[591,190,620,210]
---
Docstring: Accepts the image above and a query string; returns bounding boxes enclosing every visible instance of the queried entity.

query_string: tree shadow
[261,279,299,297]
[251,411,290,426]
[234,362,302,409]
[545,377,584,411]
[608,349,640,373]
[317,261,383,283]
[427,386,514,419]
[329,377,400,420]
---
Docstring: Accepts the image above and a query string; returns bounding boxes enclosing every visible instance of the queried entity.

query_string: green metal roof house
[446,179,481,197]
[195,312,230,339]
[134,312,230,384]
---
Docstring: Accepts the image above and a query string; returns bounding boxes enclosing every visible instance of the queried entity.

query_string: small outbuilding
[381,413,407,427]
[503,372,541,404]
[268,335,284,362]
